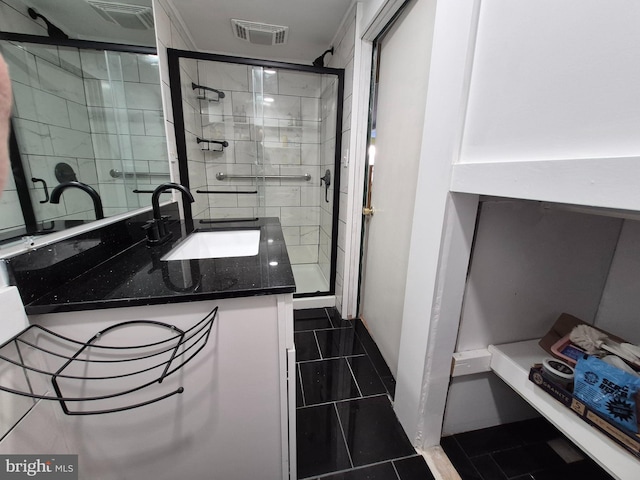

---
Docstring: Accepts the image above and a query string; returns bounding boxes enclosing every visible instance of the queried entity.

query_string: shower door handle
[320,169,331,203]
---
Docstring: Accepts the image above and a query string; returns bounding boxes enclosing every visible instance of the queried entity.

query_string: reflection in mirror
[0,0,168,249]
[0,40,169,247]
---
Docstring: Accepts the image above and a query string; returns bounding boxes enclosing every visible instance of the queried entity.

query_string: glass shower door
[175,54,342,296]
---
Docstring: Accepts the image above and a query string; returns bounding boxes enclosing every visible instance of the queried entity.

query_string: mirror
[0,0,168,248]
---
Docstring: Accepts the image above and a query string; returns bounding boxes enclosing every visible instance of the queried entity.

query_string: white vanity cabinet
[0,294,296,480]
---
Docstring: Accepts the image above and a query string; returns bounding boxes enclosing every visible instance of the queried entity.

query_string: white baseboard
[293,295,336,310]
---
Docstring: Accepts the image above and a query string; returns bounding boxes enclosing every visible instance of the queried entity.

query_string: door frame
[345,0,482,448]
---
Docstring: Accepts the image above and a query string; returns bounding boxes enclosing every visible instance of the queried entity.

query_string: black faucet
[144,183,195,246]
[50,181,104,220]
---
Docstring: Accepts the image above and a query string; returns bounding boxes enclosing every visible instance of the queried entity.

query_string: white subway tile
[263,143,301,165]
[91,133,120,159]
[302,97,320,121]
[143,110,165,136]
[58,47,82,76]
[198,61,249,92]
[300,226,319,245]
[282,227,300,246]
[68,102,90,132]
[278,71,321,98]
[0,192,24,230]
[50,126,94,158]
[13,119,54,156]
[287,245,319,264]
[124,82,162,110]
[36,58,85,104]
[131,135,169,161]
[280,206,320,226]
[264,186,300,207]
[77,158,99,184]
[264,95,300,121]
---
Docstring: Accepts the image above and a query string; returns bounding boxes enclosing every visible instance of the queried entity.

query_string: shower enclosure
[168,50,343,296]
[0,34,168,243]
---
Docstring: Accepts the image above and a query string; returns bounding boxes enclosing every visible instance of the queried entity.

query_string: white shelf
[451,158,640,212]
[488,340,640,480]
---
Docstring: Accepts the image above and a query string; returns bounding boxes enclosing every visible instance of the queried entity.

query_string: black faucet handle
[143,218,173,246]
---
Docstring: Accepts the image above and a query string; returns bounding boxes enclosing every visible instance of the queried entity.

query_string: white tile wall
[5,39,168,226]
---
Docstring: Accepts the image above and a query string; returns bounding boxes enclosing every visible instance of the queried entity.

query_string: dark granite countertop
[7,215,296,315]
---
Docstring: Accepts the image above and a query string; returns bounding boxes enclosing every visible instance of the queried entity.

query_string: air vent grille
[231,19,288,45]
[86,0,154,30]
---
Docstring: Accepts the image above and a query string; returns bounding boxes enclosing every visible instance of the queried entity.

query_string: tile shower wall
[81,50,168,214]
[181,60,328,268]
[3,42,98,226]
[2,41,167,229]
[328,6,356,313]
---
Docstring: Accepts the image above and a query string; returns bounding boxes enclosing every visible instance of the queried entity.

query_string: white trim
[342,2,373,319]
[330,1,358,49]
[452,157,640,212]
[162,0,198,50]
[292,295,335,310]
[362,0,408,41]
[451,348,492,377]
[393,0,482,447]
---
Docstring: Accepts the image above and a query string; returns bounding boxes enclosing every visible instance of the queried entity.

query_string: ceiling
[23,0,354,63]
[24,0,156,46]
[167,0,354,63]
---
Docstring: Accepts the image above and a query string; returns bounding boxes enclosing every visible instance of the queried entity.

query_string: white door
[359,0,437,377]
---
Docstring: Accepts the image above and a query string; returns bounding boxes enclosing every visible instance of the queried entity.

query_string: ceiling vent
[231,19,288,45]
[86,0,154,30]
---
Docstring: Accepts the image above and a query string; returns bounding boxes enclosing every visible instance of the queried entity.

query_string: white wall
[460,0,640,163]
[595,219,640,344]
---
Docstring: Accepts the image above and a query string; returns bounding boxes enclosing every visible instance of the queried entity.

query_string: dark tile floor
[441,417,616,480]
[295,307,435,480]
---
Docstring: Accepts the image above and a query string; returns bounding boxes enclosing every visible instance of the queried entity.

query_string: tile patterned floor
[295,308,435,480]
[441,417,616,480]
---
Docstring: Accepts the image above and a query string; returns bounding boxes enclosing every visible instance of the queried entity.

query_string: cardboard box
[529,365,640,459]
[529,365,573,407]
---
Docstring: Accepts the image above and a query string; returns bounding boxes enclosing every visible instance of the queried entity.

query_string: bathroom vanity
[0,214,297,480]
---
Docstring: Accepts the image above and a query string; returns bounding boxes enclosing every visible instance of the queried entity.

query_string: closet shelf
[488,340,640,480]
[0,307,217,415]
[451,157,640,212]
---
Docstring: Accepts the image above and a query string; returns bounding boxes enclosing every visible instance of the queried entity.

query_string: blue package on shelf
[574,355,640,434]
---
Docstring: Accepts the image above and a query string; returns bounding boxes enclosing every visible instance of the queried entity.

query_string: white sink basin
[161,230,261,260]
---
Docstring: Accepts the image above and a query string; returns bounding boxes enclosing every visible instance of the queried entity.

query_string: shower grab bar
[215,172,311,182]
[110,169,170,179]
[196,189,258,194]
[197,137,229,151]
[192,82,225,102]
[31,177,49,203]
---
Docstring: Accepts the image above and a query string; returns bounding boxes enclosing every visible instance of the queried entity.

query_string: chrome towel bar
[110,169,170,179]
[215,172,311,181]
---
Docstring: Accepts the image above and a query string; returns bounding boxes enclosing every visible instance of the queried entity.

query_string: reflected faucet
[50,181,104,220]
[145,183,195,246]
